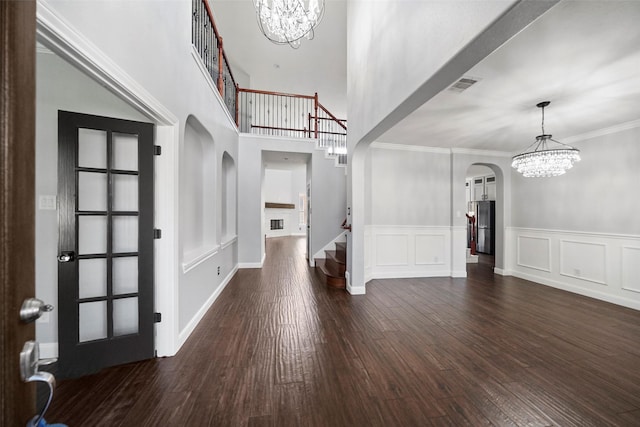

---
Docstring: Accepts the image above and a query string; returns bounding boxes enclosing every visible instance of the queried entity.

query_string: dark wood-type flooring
[46,236,640,426]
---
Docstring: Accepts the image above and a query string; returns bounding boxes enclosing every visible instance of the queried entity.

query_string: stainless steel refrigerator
[476,201,495,255]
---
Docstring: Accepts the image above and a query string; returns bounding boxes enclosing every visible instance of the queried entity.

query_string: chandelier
[512,101,581,178]
[253,0,325,48]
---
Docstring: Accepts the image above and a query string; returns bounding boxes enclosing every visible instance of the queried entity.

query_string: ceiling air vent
[448,77,479,93]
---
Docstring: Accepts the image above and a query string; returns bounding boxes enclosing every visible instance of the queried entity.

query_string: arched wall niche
[221,151,237,242]
[182,115,216,265]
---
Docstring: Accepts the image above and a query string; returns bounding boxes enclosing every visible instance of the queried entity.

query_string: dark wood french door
[57,111,155,378]
[0,1,37,424]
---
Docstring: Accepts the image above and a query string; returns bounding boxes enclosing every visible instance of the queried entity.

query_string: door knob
[57,251,74,263]
[20,298,54,323]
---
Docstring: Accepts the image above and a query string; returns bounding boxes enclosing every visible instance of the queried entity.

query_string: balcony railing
[192,0,236,117]
[193,0,346,164]
[237,88,347,164]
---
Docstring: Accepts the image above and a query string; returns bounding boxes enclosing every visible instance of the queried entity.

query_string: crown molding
[370,142,450,154]
[450,147,512,157]
[562,118,640,144]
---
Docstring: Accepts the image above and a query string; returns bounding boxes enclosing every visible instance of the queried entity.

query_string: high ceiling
[210,0,347,118]
[212,1,640,153]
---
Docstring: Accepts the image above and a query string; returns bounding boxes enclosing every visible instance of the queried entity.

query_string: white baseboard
[238,262,263,268]
[512,270,640,311]
[451,270,467,278]
[347,285,366,295]
[239,252,266,269]
[494,267,511,276]
[373,270,452,280]
[177,266,238,349]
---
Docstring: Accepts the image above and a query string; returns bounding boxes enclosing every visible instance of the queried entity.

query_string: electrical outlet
[574,268,581,277]
[217,266,221,276]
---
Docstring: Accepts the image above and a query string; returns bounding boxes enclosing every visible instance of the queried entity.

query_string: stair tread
[315,259,346,289]
[315,259,344,278]
[325,250,346,265]
[334,242,346,251]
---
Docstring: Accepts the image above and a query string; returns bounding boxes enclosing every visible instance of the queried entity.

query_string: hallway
[47,236,640,426]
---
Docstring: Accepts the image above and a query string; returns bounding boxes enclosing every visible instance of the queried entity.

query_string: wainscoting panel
[369,226,452,279]
[622,246,640,293]
[506,227,640,310]
[517,236,551,272]
[364,226,373,283]
[376,234,409,266]
[560,240,607,285]
[415,234,446,265]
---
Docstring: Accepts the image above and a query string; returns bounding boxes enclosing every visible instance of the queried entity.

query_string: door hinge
[153,229,162,239]
[154,145,161,155]
[154,312,162,323]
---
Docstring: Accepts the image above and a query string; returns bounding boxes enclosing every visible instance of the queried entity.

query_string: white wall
[506,126,640,310]
[238,135,346,267]
[37,0,240,356]
[370,144,451,226]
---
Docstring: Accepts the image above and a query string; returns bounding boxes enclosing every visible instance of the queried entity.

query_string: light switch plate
[38,195,57,210]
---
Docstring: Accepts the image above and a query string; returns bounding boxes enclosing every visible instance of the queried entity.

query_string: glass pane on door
[78,172,107,211]
[113,257,138,294]
[113,297,139,336]
[113,216,138,253]
[78,129,107,169]
[113,174,138,211]
[78,301,108,342]
[112,133,138,171]
[78,259,107,299]
[78,216,107,254]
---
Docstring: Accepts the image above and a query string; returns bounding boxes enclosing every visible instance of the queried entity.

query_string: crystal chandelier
[512,101,581,178]
[253,0,325,48]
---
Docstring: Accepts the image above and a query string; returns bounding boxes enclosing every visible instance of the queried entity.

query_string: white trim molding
[450,147,512,157]
[506,227,640,311]
[182,245,220,274]
[370,142,451,154]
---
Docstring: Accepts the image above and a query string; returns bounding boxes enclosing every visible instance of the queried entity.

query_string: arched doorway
[457,159,508,277]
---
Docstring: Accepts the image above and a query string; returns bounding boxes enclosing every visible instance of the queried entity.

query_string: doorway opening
[261,151,310,261]
[465,164,499,275]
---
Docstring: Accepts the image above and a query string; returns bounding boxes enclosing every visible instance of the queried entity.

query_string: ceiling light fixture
[253,0,325,49]
[512,101,581,178]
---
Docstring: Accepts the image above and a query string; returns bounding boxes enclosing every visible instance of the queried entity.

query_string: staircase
[315,242,347,289]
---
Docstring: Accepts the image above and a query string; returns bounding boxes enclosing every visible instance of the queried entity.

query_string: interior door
[57,111,155,378]
[0,1,37,424]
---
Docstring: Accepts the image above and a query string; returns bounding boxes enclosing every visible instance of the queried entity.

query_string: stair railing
[192,0,237,118]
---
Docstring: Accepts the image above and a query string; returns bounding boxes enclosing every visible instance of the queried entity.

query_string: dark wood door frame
[0,1,37,425]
